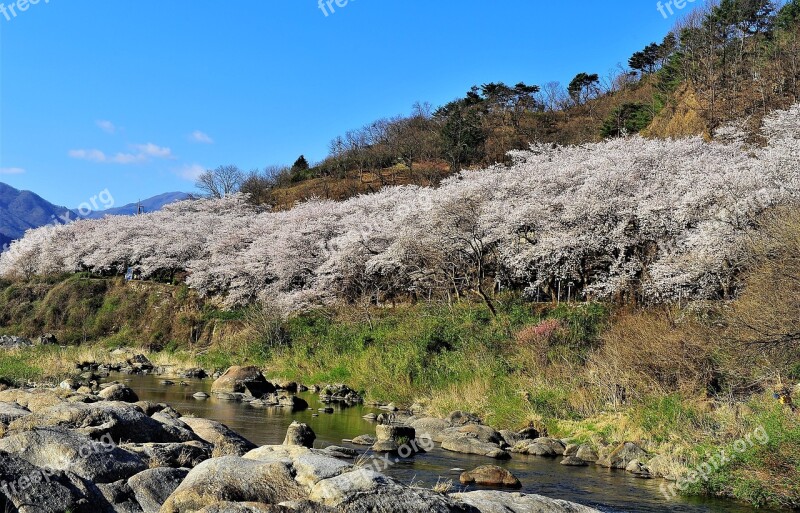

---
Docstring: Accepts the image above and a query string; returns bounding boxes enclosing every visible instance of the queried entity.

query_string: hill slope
[0,182,76,244]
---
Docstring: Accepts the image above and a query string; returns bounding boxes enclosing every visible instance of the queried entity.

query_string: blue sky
[0,0,679,209]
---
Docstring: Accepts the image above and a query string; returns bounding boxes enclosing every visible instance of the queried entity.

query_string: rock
[128,467,189,513]
[37,333,59,346]
[517,427,540,440]
[351,434,376,446]
[447,410,481,426]
[179,368,208,379]
[0,335,32,349]
[441,424,504,445]
[0,401,30,425]
[575,444,598,462]
[511,437,566,457]
[625,459,652,478]
[8,401,192,443]
[284,421,316,448]
[441,434,510,459]
[372,424,416,453]
[98,384,139,403]
[453,490,601,513]
[0,450,85,513]
[128,354,155,372]
[162,380,176,386]
[193,392,210,399]
[160,457,305,513]
[0,427,147,483]
[211,366,275,398]
[95,479,144,513]
[274,380,298,392]
[59,379,77,390]
[181,416,257,457]
[498,430,523,447]
[121,441,212,468]
[151,411,199,442]
[597,442,648,469]
[362,413,377,421]
[309,468,471,512]
[560,456,589,466]
[410,417,450,442]
[292,454,353,487]
[278,395,309,410]
[563,444,579,457]
[459,465,521,488]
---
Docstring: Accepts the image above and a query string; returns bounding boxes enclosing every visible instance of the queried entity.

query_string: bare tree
[195,165,245,199]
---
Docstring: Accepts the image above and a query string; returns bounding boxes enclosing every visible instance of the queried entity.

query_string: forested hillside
[206,0,800,209]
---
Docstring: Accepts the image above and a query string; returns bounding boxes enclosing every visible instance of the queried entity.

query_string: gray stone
[0,427,147,483]
[453,490,601,513]
[128,467,190,513]
[284,421,316,448]
[160,457,305,513]
[181,416,257,457]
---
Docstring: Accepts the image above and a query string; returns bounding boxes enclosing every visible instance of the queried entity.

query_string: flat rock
[0,427,147,483]
[453,490,601,513]
[181,416,257,457]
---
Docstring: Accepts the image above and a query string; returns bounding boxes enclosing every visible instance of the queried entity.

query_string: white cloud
[0,167,25,175]
[69,143,174,164]
[190,130,214,144]
[68,149,108,162]
[134,143,174,159]
[96,120,116,134]
[177,163,206,181]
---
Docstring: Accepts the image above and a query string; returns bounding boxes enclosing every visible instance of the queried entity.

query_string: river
[113,373,776,513]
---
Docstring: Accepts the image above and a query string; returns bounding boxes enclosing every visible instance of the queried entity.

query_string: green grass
[685,403,800,509]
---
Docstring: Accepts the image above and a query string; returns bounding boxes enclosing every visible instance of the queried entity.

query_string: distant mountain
[0,182,76,248]
[81,192,191,219]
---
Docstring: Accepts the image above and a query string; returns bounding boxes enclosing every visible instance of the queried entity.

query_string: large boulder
[283,421,316,448]
[309,469,474,512]
[98,384,139,403]
[211,366,275,398]
[0,427,147,483]
[0,450,86,513]
[372,424,416,453]
[128,467,189,513]
[180,416,257,457]
[410,417,450,443]
[160,457,306,513]
[452,491,601,513]
[459,465,521,488]
[441,434,510,459]
[8,401,191,443]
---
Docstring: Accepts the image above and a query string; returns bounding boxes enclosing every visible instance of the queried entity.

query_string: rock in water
[459,465,522,488]
[98,383,139,403]
[211,366,275,398]
[372,424,416,453]
[284,421,316,448]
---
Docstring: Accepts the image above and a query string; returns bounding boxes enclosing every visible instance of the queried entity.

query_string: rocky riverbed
[0,377,604,513]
